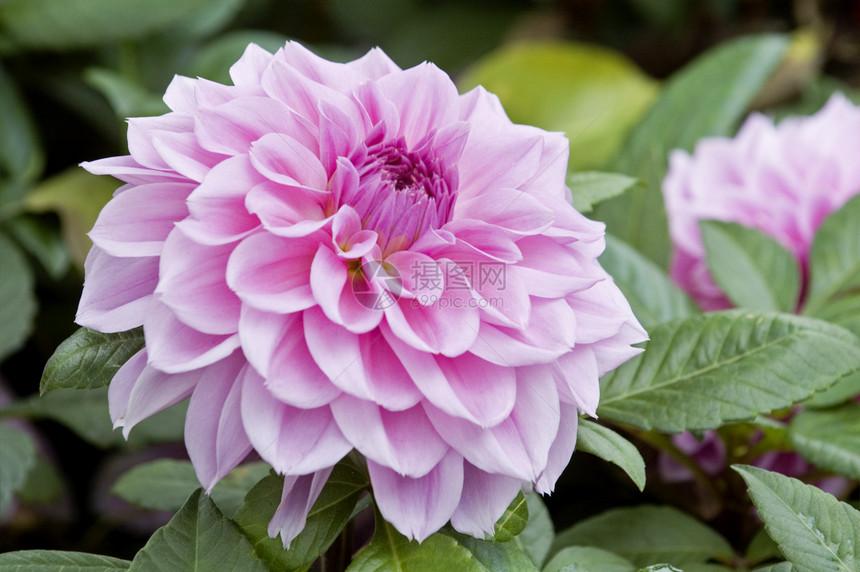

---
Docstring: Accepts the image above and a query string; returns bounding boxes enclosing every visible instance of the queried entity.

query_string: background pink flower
[78,42,646,544]
[663,93,860,310]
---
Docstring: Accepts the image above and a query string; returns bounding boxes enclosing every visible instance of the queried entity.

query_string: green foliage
[567,172,644,213]
[0,232,36,361]
[734,465,860,572]
[0,0,218,52]
[701,221,801,313]
[600,234,699,329]
[459,41,657,170]
[443,530,538,572]
[1,388,185,448]
[789,402,860,480]
[23,169,119,266]
[3,215,69,279]
[599,311,860,432]
[347,509,486,572]
[490,491,529,542]
[552,505,733,568]
[41,327,145,394]
[803,194,860,335]
[128,489,267,571]
[0,65,43,202]
[112,460,270,516]
[594,34,789,267]
[576,420,646,491]
[0,550,131,570]
[515,493,554,569]
[543,546,636,572]
[234,457,368,571]
[0,425,36,517]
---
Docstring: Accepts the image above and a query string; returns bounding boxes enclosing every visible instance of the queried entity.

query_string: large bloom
[78,42,646,543]
[663,93,860,310]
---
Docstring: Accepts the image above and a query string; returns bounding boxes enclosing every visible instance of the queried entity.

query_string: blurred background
[1,0,858,559]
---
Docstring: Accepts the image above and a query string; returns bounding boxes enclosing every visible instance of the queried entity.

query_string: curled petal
[450,463,523,537]
[241,367,351,475]
[185,355,252,491]
[368,449,464,542]
[269,468,334,548]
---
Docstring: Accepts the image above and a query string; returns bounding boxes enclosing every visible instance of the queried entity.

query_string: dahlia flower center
[340,132,458,253]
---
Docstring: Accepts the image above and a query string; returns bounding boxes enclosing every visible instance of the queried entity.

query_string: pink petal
[382,327,516,427]
[226,232,318,314]
[455,188,554,235]
[261,58,360,125]
[269,468,334,548]
[249,132,327,189]
[375,62,459,148]
[179,155,262,245]
[151,130,225,183]
[555,348,600,415]
[89,182,192,257]
[304,309,421,410]
[144,299,240,374]
[239,308,341,408]
[81,156,188,185]
[383,287,480,357]
[241,368,352,475]
[229,43,274,86]
[514,236,601,298]
[310,245,383,333]
[157,232,240,335]
[163,75,197,114]
[76,247,157,332]
[331,395,448,477]
[127,114,191,171]
[347,47,401,79]
[278,42,367,92]
[457,133,543,200]
[450,463,523,537]
[245,180,329,237]
[535,402,578,494]
[368,449,464,541]
[195,97,316,156]
[425,369,561,481]
[185,357,252,491]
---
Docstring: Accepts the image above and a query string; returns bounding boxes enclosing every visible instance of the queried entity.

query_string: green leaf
[459,41,657,170]
[0,65,43,199]
[753,563,794,572]
[1,388,185,448]
[235,457,368,571]
[636,566,684,572]
[746,528,782,565]
[803,194,860,333]
[595,34,789,267]
[347,509,486,572]
[789,402,860,479]
[515,492,554,569]
[0,232,36,361]
[128,489,267,572]
[566,172,644,213]
[490,491,528,542]
[0,425,36,517]
[16,454,65,505]
[543,546,636,572]
[40,327,145,394]
[184,30,292,84]
[84,68,169,119]
[23,168,119,267]
[0,0,217,52]
[112,460,270,517]
[598,311,860,432]
[734,464,860,572]
[0,550,131,570]
[3,215,69,279]
[576,420,646,491]
[701,221,801,313]
[600,234,698,330]
[804,370,860,409]
[552,505,733,568]
[443,530,538,572]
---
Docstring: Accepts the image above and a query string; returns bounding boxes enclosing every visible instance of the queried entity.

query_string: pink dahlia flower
[78,42,646,543]
[663,93,860,310]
